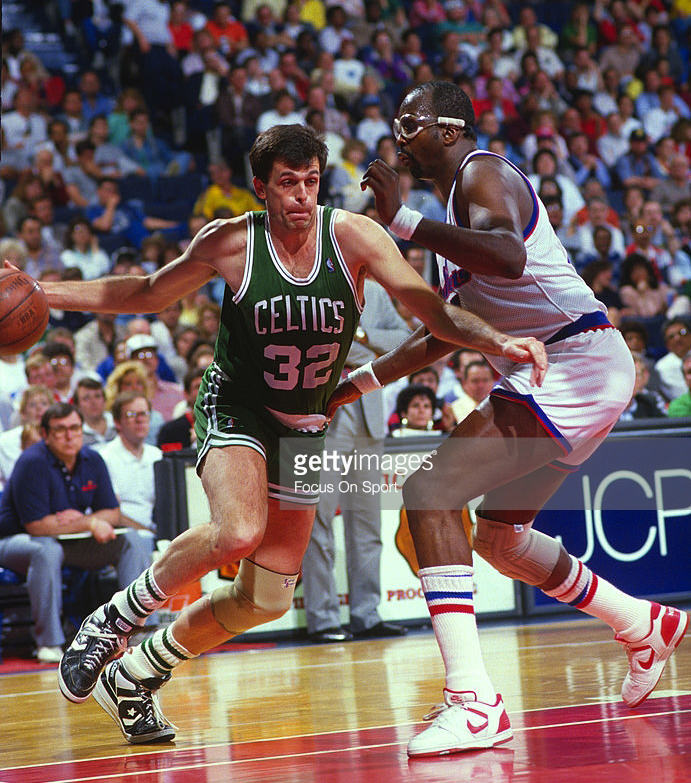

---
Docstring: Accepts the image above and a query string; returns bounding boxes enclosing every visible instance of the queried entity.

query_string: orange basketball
[0,269,50,356]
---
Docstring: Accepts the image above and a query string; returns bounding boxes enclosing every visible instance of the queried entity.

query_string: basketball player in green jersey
[25,125,546,743]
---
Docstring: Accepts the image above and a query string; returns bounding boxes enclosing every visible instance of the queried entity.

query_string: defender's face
[254,158,321,231]
[394,94,439,181]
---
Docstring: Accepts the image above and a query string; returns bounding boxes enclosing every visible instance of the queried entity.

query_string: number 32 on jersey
[264,343,340,390]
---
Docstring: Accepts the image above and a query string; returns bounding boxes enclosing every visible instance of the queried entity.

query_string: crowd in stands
[1,0,691,656]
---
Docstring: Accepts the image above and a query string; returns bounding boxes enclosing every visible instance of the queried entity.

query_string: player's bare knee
[210,559,297,635]
[473,516,561,586]
[207,525,263,568]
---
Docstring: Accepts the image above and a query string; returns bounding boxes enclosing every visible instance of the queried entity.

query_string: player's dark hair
[249,124,328,182]
[405,81,477,141]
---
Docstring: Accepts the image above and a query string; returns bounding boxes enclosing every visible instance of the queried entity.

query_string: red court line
[3,695,690,783]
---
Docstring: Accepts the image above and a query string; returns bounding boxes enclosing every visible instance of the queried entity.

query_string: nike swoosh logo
[638,648,655,670]
[467,718,489,735]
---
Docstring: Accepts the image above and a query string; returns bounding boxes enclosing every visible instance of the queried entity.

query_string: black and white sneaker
[58,604,132,703]
[94,660,176,744]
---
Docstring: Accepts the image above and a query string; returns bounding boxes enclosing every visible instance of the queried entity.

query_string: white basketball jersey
[437,150,605,375]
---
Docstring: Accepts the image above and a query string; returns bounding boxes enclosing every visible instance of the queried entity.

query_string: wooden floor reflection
[2,615,690,782]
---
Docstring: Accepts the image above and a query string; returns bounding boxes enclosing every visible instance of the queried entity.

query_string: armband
[389,204,424,240]
[348,361,382,394]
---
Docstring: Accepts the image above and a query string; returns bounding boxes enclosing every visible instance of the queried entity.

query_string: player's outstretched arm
[7,219,242,314]
[326,323,546,419]
[335,211,545,367]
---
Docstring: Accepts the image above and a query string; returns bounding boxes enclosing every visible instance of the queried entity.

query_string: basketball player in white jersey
[329,82,689,757]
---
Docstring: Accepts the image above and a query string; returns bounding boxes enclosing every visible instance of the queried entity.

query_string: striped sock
[419,565,496,703]
[122,627,194,681]
[543,555,650,637]
[109,568,170,630]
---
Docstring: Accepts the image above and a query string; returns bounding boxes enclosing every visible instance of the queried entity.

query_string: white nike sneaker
[617,601,689,708]
[407,689,513,757]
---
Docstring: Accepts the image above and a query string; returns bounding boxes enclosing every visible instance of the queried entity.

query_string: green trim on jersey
[212,205,362,419]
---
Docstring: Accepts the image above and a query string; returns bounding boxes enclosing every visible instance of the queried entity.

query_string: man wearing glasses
[333,80,689,756]
[41,342,77,403]
[98,391,162,541]
[0,402,151,663]
[125,334,184,422]
[654,317,691,402]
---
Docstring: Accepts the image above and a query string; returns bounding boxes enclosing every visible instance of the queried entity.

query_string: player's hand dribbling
[360,159,402,225]
[500,336,548,387]
[325,380,362,421]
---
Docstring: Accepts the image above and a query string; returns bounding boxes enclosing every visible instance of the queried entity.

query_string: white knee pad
[472,516,562,586]
[210,559,298,635]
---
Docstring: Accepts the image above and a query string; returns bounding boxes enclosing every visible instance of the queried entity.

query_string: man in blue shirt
[0,403,151,663]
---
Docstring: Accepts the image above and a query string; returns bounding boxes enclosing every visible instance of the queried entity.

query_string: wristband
[348,361,382,394]
[389,204,424,240]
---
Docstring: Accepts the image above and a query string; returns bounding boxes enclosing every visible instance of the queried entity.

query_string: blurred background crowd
[2,0,691,458]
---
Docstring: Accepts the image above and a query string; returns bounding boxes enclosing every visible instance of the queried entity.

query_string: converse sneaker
[617,601,689,708]
[407,690,513,757]
[94,660,176,744]
[58,604,132,703]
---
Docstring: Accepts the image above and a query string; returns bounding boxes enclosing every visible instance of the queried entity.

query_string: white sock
[543,555,651,639]
[419,565,496,703]
[109,567,171,630]
[122,626,195,681]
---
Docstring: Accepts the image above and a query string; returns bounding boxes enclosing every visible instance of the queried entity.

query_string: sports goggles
[392,114,466,141]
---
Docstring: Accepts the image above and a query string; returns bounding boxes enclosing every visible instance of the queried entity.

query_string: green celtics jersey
[213,205,362,423]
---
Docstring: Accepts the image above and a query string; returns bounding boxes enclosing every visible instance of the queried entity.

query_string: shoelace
[80,626,122,672]
[137,687,161,728]
[423,703,448,721]
[134,684,178,731]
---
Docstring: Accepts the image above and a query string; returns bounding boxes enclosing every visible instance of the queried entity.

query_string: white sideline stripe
[4,701,690,776]
[12,708,691,782]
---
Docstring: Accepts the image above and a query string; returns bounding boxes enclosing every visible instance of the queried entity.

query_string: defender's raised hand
[360,159,402,225]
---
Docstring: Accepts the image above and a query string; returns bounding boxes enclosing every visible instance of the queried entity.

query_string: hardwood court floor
[2,615,690,782]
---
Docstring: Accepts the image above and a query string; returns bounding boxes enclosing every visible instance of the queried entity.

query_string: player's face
[255,159,321,231]
[394,95,443,180]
